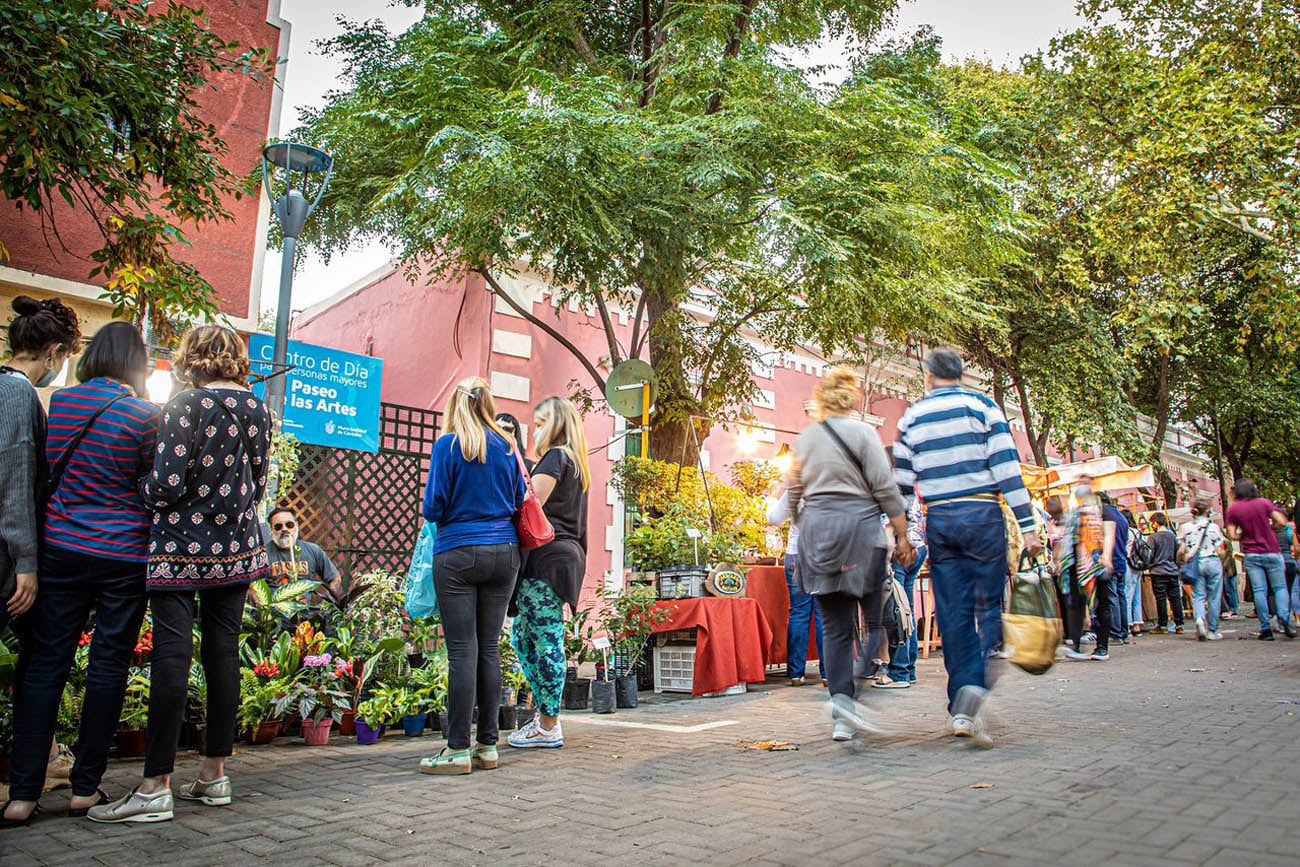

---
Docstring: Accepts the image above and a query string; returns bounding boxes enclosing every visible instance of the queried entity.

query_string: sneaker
[44,744,74,792]
[832,719,855,742]
[1259,630,1276,641]
[951,685,992,749]
[471,744,499,770]
[1174,625,1185,634]
[177,776,232,806]
[1222,611,1237,620]
[1090,650,1110,661]
[419,748,472,775]
[507,717,564,749]
[1195,618,1208,641]
[1208,632,1224,641]
[1081,632,1097,644]
[823,695,882,735]
[1283,621,1297,639]
[789,677,806,687]
[951,715,975,738]
[1064,648,1091,661]
[87,788,174,824]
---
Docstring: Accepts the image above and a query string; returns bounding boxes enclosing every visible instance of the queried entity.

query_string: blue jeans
[1189,557,1223,632]
[785,560,824,679]
[887,545,927,683]
[925,501,1008,713]
[1243,552,1289,632]
[1223,561,1239,613]
[1124,567,1143,627]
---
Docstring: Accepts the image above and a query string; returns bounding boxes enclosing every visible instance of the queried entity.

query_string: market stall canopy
[1022,456,1157,495]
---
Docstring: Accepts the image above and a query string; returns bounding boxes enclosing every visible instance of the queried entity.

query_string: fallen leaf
[1186,667,1207,672]
[970,783,994,789]
[406,830,415,835]
[343,797,351,803]
[610,754,623,759]
[738,740,798,751]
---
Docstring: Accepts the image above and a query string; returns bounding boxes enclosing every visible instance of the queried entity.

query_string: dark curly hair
[7,295,81,356]
[172,325,250,386]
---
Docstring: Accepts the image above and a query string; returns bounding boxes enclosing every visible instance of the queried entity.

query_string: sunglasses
[272,521,296,531]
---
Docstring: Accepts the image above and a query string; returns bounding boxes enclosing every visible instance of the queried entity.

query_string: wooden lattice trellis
[281,403,441,580]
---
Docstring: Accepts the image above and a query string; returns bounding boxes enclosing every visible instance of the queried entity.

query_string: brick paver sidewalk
[5,626,1299,866]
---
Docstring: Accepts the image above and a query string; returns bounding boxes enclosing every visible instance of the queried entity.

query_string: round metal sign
[605,359,658,420]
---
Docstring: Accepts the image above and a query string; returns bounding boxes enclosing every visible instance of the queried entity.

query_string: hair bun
[12,296,42,316]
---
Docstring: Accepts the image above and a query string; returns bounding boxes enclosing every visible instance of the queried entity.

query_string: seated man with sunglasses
[263,507,343,602]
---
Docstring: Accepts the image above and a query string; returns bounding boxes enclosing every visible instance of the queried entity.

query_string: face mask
[1074,485,1093,500]
[533,429,544,446]
[35,358,62,388]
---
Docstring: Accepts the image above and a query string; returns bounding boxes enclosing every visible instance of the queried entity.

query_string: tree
[291,3,1021,462]
[0,0,273,340]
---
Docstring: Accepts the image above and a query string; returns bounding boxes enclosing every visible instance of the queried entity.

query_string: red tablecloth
[745,565,819,667]
[652,598,773,696]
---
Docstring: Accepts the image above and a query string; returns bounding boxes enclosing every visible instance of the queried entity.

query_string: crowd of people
[2,298,1293,825]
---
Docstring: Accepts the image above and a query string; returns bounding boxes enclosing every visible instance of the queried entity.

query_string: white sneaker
[832,719,855,741]
[951,715,975,737]
[823,695,882,735]
[1064,648,1091,661]
[1195,618,1208,641]
[507,717,564,749]
[1208,632,1224,641]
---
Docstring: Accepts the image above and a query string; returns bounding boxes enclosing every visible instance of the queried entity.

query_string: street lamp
[261,141,333,423]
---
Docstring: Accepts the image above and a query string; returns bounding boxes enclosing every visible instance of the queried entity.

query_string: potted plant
[239,664,289,744]
[116,669,151,758]
[354,692,397,745]
[563,608,596,711]
[598,584,671,708]
[500,665,528,730]
[274,652,352,746]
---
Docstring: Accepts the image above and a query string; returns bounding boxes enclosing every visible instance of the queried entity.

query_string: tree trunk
[1011,375,1049,467]
[645,289,703,466]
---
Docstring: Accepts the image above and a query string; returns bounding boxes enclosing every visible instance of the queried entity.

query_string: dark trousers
[434,543,519,751]
[926,501,1008,713]
[1095,570,1127,639]
[817,587,885,698]
[145,584,247,777]
[1151,573,1185,628]
[8,546,147,800]
[1067,573,1112,654]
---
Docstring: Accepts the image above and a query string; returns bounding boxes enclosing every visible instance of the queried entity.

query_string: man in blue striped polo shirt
[894,348,1042,747]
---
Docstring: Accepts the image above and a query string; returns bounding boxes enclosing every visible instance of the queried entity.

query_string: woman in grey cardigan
[787,367,913,742]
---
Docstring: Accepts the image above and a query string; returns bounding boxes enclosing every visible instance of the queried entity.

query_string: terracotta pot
[301,718,333,746]
[339,710,357,737]
[115,728,148,758]
[246,720,283,745]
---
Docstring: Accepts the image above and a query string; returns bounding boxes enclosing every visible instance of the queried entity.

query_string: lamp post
[261,142,333,424]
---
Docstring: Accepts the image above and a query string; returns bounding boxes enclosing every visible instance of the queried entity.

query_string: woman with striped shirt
[4,322,159,825]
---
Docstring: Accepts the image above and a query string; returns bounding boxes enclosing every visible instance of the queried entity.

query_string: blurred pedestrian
[1225,479,1293,640]
[788,367,912,743]
[1060,476,1112,662]
[895,349,1041,747]
[1177,499,1226,640]
[1121,508,1145,636]
[877,497,925,689]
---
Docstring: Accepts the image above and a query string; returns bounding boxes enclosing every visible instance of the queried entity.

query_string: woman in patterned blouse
[90,326,271,825]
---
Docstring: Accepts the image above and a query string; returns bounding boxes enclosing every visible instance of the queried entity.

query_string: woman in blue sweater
[420,377,525,775]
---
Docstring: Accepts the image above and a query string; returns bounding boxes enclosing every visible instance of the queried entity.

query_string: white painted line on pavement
[561,718,739,733]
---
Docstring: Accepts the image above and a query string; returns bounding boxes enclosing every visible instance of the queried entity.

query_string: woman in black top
[90,326,270,825]
[507,397,589,750]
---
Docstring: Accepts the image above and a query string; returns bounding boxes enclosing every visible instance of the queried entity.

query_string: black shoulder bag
[820,419,870,488]
[46,396,128,504]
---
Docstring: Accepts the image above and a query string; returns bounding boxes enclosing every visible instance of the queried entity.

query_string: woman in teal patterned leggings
[508,397,590,749]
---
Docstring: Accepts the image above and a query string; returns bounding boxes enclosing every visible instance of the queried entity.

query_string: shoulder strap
[820,420,869,488]
[48,395,128,500]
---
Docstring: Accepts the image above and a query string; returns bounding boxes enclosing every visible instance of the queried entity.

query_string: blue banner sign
[250,334,384,453]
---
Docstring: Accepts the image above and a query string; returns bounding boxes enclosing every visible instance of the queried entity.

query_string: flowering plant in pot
[598,584,670,709]
[239,664,290,744]
[274,653,353,745]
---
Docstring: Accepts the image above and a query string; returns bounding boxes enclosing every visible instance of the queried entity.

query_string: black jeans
[817,586,886,699]
[145,584,247,777]
[1151,573,1185,628]
[9,545,148,800]
[1066,572,1113,654]
[433,543,519,751]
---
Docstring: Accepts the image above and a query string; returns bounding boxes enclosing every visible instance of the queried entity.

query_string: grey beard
[274,535,295,551]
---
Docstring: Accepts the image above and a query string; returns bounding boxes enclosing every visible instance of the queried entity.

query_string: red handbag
[514,450,555,550]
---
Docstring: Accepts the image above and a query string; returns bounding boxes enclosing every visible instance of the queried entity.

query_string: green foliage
[243,579,320,647]
[118,669,151,731]
[613,456,770,568]
[564,607,597,667]
[597,584,671,675]
[0,0,273,339]
[238,672,291,728]
[292,1,1022,461]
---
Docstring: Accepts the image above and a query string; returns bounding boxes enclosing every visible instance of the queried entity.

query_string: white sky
[259,0,1083,316]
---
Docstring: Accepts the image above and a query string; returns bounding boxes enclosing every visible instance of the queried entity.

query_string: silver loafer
[87,788,174,824]
[178,776,233,806]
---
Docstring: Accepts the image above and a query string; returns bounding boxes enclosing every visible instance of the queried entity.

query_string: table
[651,597,773,696]
[745,565,819,668]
